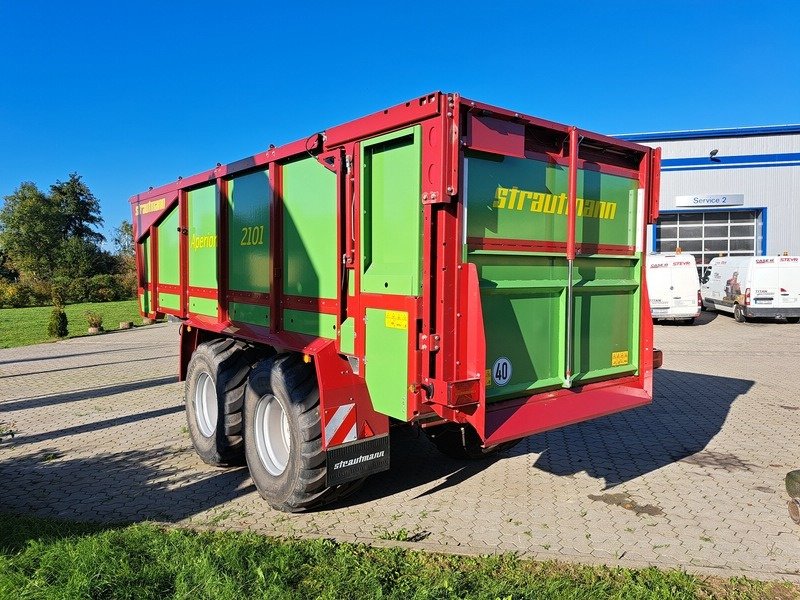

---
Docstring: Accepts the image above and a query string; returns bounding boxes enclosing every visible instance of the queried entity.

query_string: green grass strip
[0,514,795,599]
[0,300,142,348]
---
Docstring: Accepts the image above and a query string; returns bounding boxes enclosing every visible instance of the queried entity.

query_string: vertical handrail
[563,127,579,388]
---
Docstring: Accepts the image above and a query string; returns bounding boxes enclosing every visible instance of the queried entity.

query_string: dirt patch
[680,451,756,472]
[587,492,664,516]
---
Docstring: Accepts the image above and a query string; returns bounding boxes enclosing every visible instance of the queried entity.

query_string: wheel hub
[194,371,218,438]
[254,394,291,476]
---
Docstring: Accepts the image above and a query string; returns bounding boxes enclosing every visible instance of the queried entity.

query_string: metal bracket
[419,333,440,352]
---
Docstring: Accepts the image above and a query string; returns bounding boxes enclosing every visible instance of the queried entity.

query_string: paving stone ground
[1,312,799,581]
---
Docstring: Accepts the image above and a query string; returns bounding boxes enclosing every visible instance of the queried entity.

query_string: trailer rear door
[463,151,643,401]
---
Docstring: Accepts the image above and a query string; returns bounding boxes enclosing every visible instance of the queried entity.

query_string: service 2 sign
[675,194,744,207]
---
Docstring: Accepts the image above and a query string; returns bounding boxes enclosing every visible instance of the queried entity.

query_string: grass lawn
[0,300,143,349]
[0,514,795,599]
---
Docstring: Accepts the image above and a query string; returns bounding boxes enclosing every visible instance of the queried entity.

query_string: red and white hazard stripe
[324,403,357,446]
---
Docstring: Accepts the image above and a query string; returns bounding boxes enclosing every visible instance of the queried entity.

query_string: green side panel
[228,169,270,293]
[188,185,218,289]
[360,126,422,296]
[156,208,180,285]
[158,292,181,311]
[339,316,355,355]
[230,301,270,327]
[139,237,151,314]
[189,296,218,318]
[465,153,639,248]
[283,309,337,339]
[282,158,337,299]
[365,308,409,420]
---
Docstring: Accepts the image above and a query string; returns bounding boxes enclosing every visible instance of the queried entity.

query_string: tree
[0,175,108,303]
[50,173,104,245]
[0,248,18,282]
[0,182,64,281]
[113,220,134,259]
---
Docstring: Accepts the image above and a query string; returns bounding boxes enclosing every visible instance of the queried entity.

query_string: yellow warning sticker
[385,310,408,330]
[485,369,492,387]
[611,351,629,366]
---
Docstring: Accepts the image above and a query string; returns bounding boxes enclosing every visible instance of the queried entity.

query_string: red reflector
[781,288,788,293]
[653,349,663,369]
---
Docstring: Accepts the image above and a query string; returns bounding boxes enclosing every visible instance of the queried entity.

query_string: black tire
[733,304,747,323]
[184,338,261,466]
[787,317,800,324]
[684,317,697,325]
[243,353,363,512]
[424,423,520,460]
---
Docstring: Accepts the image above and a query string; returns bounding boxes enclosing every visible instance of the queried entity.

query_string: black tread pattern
[245,353,364,512]
[185,338,264,466]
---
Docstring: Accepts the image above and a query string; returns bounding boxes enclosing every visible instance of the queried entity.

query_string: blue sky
[1,1,798,246]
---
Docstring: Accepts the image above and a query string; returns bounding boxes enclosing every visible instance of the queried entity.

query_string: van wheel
[787,317,800,324]
[185,339,261,466]
[243,353,364,512]
[684,318,696,325]
[424,423,519,459]
[734,304,747,323]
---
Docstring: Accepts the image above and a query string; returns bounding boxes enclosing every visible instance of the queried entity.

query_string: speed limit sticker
[492,357,512,386]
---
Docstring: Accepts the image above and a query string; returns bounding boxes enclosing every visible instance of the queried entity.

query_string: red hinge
[418,332,440,352]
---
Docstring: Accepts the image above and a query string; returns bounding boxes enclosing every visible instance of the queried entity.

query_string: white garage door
[655,209,760,270]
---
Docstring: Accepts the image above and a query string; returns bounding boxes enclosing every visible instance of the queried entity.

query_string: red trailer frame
[131,92,661,457]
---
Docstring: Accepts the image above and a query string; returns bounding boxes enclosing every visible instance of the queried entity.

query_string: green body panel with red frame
[464,154,641,401]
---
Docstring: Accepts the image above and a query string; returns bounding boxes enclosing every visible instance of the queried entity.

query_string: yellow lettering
[507,187,519,210]
[493,186,509,209]
[517,191,533,211]
[530,192,545,213]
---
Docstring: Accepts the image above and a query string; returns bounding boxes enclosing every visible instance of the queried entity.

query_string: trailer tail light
[745,288,751,306]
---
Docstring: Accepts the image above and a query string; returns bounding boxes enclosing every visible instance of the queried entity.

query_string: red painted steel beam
[566,127,578,261]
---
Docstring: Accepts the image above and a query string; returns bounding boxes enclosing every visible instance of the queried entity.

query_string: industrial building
[618,125,800,271]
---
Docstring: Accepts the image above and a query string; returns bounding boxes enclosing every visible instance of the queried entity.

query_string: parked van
[646,253,701,324]
[701,256,800,323]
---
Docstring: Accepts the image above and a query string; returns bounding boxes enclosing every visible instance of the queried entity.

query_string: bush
[48,307,68,338]
[85,311,103,330]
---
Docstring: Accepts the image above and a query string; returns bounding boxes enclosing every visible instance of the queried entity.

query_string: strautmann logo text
[492,186,618,221]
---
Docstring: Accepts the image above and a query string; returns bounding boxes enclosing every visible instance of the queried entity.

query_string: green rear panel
[365,308,409,420]
[465,153,641,401]
[139,237,151,314]
[465,153,638,248]
[228,169,270,293]
[188,185,218,317]
[156,208,179,286]
[360,126,422,295]
[282,157,337,300]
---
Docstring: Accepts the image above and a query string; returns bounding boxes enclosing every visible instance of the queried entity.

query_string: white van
[646,253,701,324]
[701,256,800,323]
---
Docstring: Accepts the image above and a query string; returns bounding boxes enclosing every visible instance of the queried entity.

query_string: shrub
[85,311,103,330]
[48,307,68,338]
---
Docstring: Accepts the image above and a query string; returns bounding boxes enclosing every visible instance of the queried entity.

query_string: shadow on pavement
[0,355,177,379]
[1,376,178,411]
[655,310,718,327]
[341,369,754,506]
[525,369,754,488]
[0,346,153,365]
[0,447,255,529]
[4,405,184,447]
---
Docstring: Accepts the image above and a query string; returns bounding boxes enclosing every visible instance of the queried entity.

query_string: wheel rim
[194,371,218,438]
[254,394,291,476]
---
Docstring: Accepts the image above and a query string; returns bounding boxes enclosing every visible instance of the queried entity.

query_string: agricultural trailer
[130,92,663,512]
